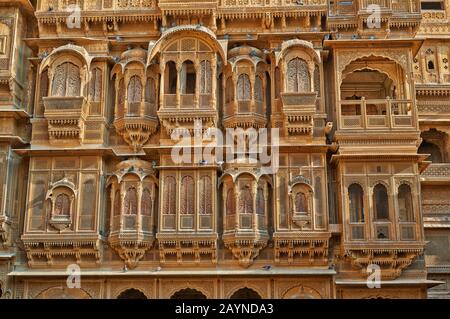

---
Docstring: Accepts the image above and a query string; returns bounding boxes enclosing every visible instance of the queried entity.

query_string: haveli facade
[0,0,449,299]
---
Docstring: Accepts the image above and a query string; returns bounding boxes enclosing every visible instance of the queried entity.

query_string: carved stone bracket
[223,237,268,268]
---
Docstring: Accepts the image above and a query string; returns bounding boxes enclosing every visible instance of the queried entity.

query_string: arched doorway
[230,287,262,299]
[170,288,207,299]
[117,288,147,299]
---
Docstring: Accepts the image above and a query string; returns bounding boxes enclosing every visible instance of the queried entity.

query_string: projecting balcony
[338,98,416,131]
[43,96,87,145]
[421,163,450,184]
[219,0,327,8]
[280,92,317,136]
[223,100,267,129]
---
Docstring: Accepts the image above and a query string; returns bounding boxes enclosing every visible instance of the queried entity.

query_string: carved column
[194,61,200,108]
[160,60,166,110]
[281,15,286,31]
[176,60,182,109]
[263,183,269,230]
[223,186,228,231]
[137,183,142,231]
[234,186,239,229]
[211,12,217,32]
[119,183,125,231]
[232,73,238,115]
[252,182,258,231]
[211,56,217,108]
[308,63,315,93]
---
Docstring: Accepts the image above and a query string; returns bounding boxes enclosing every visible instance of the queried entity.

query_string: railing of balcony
[111,214,152,232]
[39,0,157,12]
[219,0,327,8]
[339,98,415,130]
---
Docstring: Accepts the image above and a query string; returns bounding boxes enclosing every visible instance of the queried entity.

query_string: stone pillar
[211,56,217,108]
[137,183,142,231]
[194,61,200,108]
[160,60,165,110]
[176,60,182,108]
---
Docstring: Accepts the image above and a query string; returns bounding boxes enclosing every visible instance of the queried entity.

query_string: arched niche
[117,288,148,299]
[282,285,322,299]
[170,288,207,299]
[229,287,262,299]
[45,178,77,231]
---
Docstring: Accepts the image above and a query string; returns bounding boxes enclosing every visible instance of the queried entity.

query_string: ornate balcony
[223,100,267,129]
[107,159,157,269]
[43,96,87,145]
[37,0,157,12]
[281,92,317,136]
[221,166,271,267]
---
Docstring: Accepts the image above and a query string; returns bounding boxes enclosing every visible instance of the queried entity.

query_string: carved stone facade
[0,0,449,299]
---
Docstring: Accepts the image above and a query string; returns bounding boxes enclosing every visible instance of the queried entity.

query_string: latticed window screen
[145,77,156,103]
[287,58,310,93]
[254,76,263,101]
[124,187,137,215]
[225,76,234,103]
[118,79,125,105]
[199,176,212,215]
[80,179,95,230]
[141,188,152,216]
[314,65,320,95]
[237,74,251,100]
[113,190,121,216]
[256,187,265,215]
[373,184,389,220]
[180,176,194,215]
[54,193,70,216]
[239,187,253,214]
[163,176,176,215]
[294,191,308,213]
[127,75,142,103]
[89,67,102,102]
[30,180,46,230]
[226,188,236,216]
[200,60,212,94]
[51,62,81,96]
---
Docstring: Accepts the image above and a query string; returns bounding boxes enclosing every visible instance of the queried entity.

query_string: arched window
[287,58,310,93]
[181,60,196,94]
[256,187,265,215]
[127,75,142,103]
[373,184,389,220]
[349,184,364,223]
[200,60,212,94]
[165,61,177,94]
[398,184,414,222]
[89,67,102,102]
[226,188,236,215]
[114,189,121,216]
[180,176,194,215]
[163,176,176,215]
[294,191,308,214]
[54,193,70,216]
[145,77,156,104]
[254,75,263,102]
[124,187,137,215]
[51,62,81,97]
[239,186,253,214]
[237,74,251,100]
[141,188,152,216]
[199,176,212,215]
[418,141,443,163]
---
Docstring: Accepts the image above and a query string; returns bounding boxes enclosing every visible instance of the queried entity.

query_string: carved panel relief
[287,58,310,93]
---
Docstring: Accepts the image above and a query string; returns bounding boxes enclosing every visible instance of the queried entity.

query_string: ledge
[8,268,337,277]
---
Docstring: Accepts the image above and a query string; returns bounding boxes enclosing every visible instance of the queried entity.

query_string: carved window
[200,60,212,94]
[239,186,253,214]
[199,176,212,215]
[118,79,125,106]
[141,187,152,216]
[54,193,70,216]
[373,184,389,220]
[237,74,251,100]
[51,62,81,97]
[80,179,95,230]
[114,189,121,216]
[165,61,177,94]
[418,141,443,163]
[349,184,364,223]
[254,75,263,102]
[89,67,102,102]
[294,191,308,214]
[287,58,310,93]
[124,187,137,215]
[226,188,236,216]
[163,176,176,214]
[398,184,414,222]
[256,187,265,215]
[127,75,142,103]
[180,176,194,215]
[145,77,156,104]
